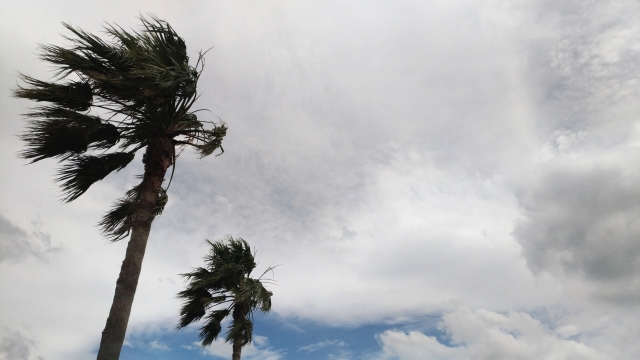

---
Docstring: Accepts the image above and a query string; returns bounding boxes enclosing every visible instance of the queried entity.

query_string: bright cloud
[376,307,608,360]
[149,340,170,351]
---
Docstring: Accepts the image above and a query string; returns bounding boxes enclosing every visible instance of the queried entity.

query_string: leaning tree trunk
[232,335,243,360]
[231,302,249,360]
[97,138,173,360]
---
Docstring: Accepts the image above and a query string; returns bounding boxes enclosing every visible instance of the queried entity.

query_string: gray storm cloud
[0,214,59,264]
[0,331,39,360]
[510,0,640,305]
[514,154,640,304]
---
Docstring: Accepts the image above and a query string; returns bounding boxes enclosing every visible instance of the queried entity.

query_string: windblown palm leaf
[97,181,168,241]
[178,237,274,359]
[13,16,227,360]
[15,16,226,213]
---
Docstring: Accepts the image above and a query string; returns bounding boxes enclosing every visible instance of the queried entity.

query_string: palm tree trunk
[231,301,249,360]
[232,336,243,360]
[97,138,173,360]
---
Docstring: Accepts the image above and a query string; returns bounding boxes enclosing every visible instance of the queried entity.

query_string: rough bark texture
[231,302,249,360]
[96,138,173,360]
[232,336,243,360]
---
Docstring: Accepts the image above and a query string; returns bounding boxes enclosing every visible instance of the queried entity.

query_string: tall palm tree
[13,16,227,359]
[178,237,274,360]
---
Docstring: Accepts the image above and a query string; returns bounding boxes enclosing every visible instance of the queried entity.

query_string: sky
[1,0,640,359]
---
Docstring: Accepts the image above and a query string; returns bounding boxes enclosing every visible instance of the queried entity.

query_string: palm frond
[88,123,120,149]
[199,309,230,346]
[99,198,135,241]
[57,152,134,202]
[177,237,274,350]
[177,286,213,329]
[18,106,110,162]
[17,16,227,207]
[196,124,227,157]
[13,75,93,111]
[203,237,257,288]
[179,267,211,282]
[238,279,273,313]
[99,182,168,241]
[173,113,202,132]
[37,17,200,127]
[226,318,253,346]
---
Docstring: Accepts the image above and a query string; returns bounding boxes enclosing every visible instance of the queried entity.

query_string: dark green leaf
[197,124,227,157]
[226,318,253,346]
[177,286,212,329]
[99,182,168,241]
[19,107,105,162]
[177,237,274,350]
[199,309,230,346]
[57,152,134,202]
[88,123,120,149]
[14,76,93,111]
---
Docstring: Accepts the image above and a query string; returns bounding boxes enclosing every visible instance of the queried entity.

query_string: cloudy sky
[1,0,640,359]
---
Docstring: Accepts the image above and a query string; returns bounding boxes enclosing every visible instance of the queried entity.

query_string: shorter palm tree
[177,237,274,360]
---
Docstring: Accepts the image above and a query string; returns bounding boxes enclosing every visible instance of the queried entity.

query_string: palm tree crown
[178,237,274,359]
[13,16,227,359]
[14,16,226,237]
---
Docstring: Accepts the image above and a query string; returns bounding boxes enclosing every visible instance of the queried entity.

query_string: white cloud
[375,307,609,360]
[180,343,197,350]
[298,339,347,352]
[376,331,459,360]
[149,340,170,351]
[253,335,269,347]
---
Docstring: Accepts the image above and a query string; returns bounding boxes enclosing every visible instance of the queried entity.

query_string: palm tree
[13,16,227,359]
[177,237,274,360]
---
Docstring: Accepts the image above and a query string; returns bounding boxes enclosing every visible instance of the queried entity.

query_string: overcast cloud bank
[2,0,640,359]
